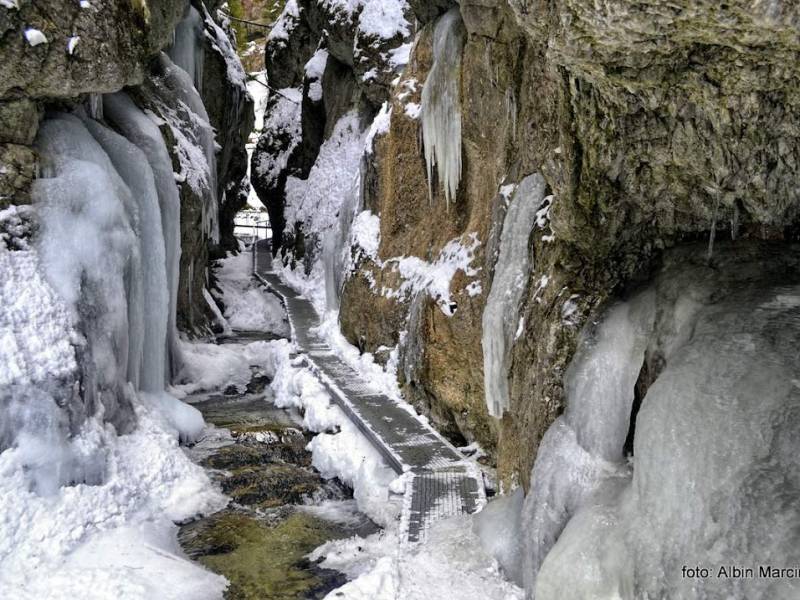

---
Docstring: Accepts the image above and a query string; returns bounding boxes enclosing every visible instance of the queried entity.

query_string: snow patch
[67,35,80,55]
[268,0,300,45]
[365,102,391,154]
[24,28,47,46]
[349,210,381,260]
[312,515,524,599]
[384,234,481,316]
[253,87,302,187]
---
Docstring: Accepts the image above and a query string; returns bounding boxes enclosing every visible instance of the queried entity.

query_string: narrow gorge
[2,1,799,599]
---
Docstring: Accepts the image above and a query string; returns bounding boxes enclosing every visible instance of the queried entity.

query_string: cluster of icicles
[421,8,465,207]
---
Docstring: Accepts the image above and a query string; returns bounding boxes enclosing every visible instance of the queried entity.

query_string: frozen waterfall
[83,118,169,391]
[30,102,207,451]
[34,114,142,413]
[23,111,180,491]
[168,4,205,93]
[421,7,466,207]
[523,246,800,600]
[104,92,183,381]
[482,174,547,417]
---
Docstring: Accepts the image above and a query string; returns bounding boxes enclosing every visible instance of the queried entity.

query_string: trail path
[252,240,485,542]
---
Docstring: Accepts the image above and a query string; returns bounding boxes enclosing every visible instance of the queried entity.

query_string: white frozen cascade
[30,107,204,445]
[482,174,547,417]
[0,11,239,596]
[421,7,466,206]
[168,4,205,93]
[4,88,212,497]
[522,246,800,600]
[103,92,184,380]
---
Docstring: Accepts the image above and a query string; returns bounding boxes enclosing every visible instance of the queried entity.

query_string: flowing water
[179,334,377,600]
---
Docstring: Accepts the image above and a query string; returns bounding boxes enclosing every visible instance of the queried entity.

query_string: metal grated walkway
[251,240,485,542]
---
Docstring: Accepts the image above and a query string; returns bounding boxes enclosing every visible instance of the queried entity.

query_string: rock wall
[253,0,800,491]
[0,0,254,337]
[1,0,181,206]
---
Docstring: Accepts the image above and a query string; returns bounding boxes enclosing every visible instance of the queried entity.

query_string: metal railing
[217,9,274,30]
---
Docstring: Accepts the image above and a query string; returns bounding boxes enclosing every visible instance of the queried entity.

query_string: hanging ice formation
[420,7,466,207]
[482,174,547,417]
[164,3,223,243]
[157,52,220,243]
[0,6,233,500]
[34,114,144,412]
[29,98,208,448]
[522,248,800,600]
[168,4,205,93]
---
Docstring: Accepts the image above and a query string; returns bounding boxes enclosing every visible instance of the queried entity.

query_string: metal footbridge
[251,239,485,542]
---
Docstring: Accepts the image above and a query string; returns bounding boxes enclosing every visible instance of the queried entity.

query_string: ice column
[83,118,169,391]
[104,92,183,381]
[521,291,656,593]
[34,114,141,403]
[530,274,800,600]
[482,174,547,417]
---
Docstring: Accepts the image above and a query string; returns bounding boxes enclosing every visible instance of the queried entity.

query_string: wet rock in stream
[180,375,377,599]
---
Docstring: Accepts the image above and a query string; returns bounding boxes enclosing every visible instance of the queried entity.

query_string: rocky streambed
[179,336,377,600]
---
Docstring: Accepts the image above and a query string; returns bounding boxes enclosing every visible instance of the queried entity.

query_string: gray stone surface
[0,0,185,99]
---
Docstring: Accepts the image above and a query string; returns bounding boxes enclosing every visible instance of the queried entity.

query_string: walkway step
[252,250,485,542]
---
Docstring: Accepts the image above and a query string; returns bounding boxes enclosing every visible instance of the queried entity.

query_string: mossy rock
[204,434,311,471]
[222,463,330,508]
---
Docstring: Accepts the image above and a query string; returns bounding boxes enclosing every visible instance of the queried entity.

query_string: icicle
[420,8,466,208]
[157,53,220,244]
[482,174,547,418]
[707,194,720,263]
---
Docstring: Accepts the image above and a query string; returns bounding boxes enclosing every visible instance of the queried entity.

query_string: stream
[178,333,378,599]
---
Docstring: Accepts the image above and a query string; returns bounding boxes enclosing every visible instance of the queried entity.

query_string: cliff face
[501,0,800,486]
[0,0,180,206]
[251,0,412,258]
[253,0,800,490]
[0,0,254,337]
